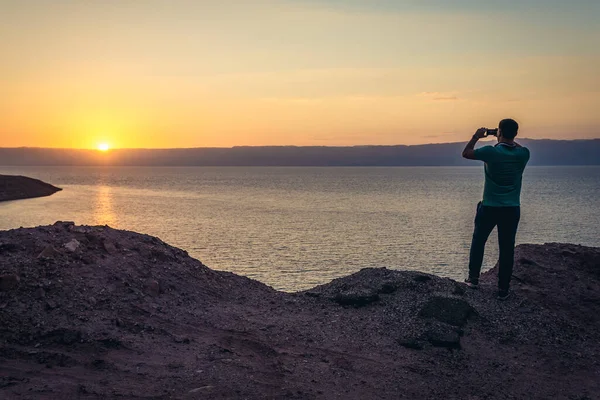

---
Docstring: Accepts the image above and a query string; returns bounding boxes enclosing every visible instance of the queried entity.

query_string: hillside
[1,139,599,166]
[1,222,599,399]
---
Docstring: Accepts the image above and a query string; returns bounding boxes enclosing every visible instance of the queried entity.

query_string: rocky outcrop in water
[1,222,599,399]
[0,175,62,202]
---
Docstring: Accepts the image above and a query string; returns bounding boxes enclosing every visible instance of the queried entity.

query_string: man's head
[498,119,519,141]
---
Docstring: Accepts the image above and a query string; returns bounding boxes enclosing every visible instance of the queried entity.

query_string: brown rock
[71,226,89,234]
[54,221,75,230]
[64,239,81,252]
[419,296,475,327]
[45,299,58,310]
[398,338,424,350]
[425,323,462,349]
[37,245,59,259]
[173,335,190,344]
[0,274,20,291]
[145,279,160,297]
[103,240,117,255]
[332,289,379,307]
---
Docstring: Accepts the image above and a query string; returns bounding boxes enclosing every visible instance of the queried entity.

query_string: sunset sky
[1,0,599,149]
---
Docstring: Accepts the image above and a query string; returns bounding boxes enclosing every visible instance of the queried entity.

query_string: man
[462,119,530,300]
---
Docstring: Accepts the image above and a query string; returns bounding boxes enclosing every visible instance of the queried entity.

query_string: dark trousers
[468,202,520,291]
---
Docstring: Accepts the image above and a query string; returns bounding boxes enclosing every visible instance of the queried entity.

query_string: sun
[97,143,110,152]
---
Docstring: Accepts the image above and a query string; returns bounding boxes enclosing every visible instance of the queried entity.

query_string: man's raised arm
[462,128,487,160]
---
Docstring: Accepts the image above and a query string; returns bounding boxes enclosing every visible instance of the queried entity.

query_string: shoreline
[1,222,599,399]
[0,174,62,202]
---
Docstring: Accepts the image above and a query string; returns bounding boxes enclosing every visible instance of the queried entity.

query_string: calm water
[1,166,598,291]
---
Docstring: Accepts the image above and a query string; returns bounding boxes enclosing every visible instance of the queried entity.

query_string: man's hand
[473,127,487,139]
[462,128,486,159]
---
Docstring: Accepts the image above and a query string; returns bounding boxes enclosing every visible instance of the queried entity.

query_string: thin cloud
[422,132,457,138]
[433,96,458,101]
[419,92,460,101]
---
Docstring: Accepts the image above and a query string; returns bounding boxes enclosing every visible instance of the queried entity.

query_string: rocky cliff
[0,175,62,202]
[1,222,599,399]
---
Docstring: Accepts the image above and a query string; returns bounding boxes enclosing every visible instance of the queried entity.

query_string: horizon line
[2,137,599,151]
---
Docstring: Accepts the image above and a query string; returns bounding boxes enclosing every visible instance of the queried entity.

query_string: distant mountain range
[0,139,598,166]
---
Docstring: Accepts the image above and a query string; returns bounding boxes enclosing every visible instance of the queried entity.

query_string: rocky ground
[0,222,599,399]
[0,175,62,202]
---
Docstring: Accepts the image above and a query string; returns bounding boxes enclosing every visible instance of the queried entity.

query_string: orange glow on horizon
[0,1,598,148]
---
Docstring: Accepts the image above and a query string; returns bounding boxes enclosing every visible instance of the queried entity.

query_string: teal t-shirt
[473,143,530,207]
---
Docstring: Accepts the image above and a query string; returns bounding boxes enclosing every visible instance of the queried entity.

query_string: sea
[1,166,598,292]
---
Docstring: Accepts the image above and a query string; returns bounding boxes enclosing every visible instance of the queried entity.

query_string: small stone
[419,296,475,327]
[35,287,46,299]
[98,337,122,348]
[60,329,82,345]
[64,239,81,252]
[398,338,424,350]
[332,289,379,307]
[518,307,535,314]
[413,274,432,283]
[103,240,117,255]
[518,257,539,266]
[54,221,75,230]
[379,281,398,294]
[37,245,59,259]
[173,335,190,344]
[426,323,462,349]
[92,359,107,369]
[0,274,20,291]
[46,300,58,310]
[452,285,466,296]
[188,386,214,394]
[145,279,160,297]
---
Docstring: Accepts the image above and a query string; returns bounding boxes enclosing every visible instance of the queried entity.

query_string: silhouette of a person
[462,119,530,300]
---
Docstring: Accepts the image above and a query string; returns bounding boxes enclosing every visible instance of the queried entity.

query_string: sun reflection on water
[93,185,116,226]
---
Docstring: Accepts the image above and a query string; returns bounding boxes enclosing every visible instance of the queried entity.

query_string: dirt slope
[1,222,599,399]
